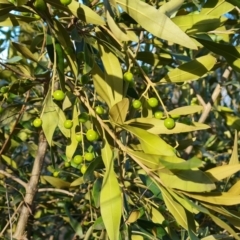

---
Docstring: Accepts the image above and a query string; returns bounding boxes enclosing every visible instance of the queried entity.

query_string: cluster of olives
[32,90,99,175]
[124,71,176,130]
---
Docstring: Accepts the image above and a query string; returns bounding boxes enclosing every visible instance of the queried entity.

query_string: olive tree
[1,0,240,239]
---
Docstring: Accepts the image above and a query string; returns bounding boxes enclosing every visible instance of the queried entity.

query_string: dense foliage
[1,0,240,239]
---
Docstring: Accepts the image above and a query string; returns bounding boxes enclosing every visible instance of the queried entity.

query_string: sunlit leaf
[116,0,197,49]
[43,176,70,189]
[109,98,129,124]
[160,55,216,82]
[100,141,122,240]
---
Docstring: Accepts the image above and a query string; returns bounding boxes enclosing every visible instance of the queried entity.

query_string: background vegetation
[1,0,240,239]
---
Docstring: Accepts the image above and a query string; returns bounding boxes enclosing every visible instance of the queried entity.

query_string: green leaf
[1,154,17,169]
[109,98,129,124]
[12,42,38,62]
[172,14,222,35]
[52,19,78,78]
[160,169,216,192]
[158,0,184,17]
[98,31,123,107]
[160,54,216,82]
[126,118,210,134]
[0,13,36,26]
[194,36,240,72]
[127,149,161,169]
[206,164,240,182]
[122,125,175,156]
[228,180,240,195]
[228,130,239,165]
[43,176,70,189]
[201,0,235,16]
[160,186,188,229]
[150,206,165,224]
[100,141,122,240]
[64,204,84,238]
[106,10,134,42]
[46,0,105,25]
[116,0,197,49]
[160,157,203,170]
[183,192,240,206]
[136,51,172,66]
[70,177,83,187]
[92,63,111,108]
[168,105,203,115]
[42,91,59,146]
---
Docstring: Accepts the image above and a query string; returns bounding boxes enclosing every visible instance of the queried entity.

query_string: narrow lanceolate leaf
[160,169,215,192]
[43,176,70,189]
[116,0,197,49]
[172,15,222,35]
[42,91,59,146]
[159,0,184,17]
[97,31,123,108]
[183,192,240,206]
[160,55,216,82]
[201,0,235,16]
[206,164,240,182]
[229,130,238,165]
[168,106,203,116]
[100,141,122,240]
[12,42,38,62]
[122,125,175,156]
[160,186,188,229]
[228,180,240,195]
[46,0,104,25]
[126,118,210,135]
[194,36,240,72]
[92,63,111,108]
[109,98,129,124]
[106,11,131,42]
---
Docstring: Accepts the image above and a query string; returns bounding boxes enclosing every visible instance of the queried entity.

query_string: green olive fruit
[164,118,175,129]
[154,111,163,119]
[123,72,134,82]
[64,120,73,129]
[95,105,104,115]
[132,100,142,109]
[33,118,42,128]
[86,129,99,142]
[73,155,83,164]
[79,112,89,123]
[64,162,70,167]
[147,97,158,108]
[84,152,94,161]
[53,90,65,101]
[80,164,87,174]
[33,0,47,11]
[60,0,72,6]
[75,133,83,142]
[53,171,59,177]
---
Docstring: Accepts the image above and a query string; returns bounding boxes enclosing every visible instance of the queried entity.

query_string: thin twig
[0,201,24,237]
[0,170,27,188]
[38,188,75,197]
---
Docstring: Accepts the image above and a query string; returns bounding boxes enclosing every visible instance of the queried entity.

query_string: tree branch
[13,131,48,239]
[0,170,27,188]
